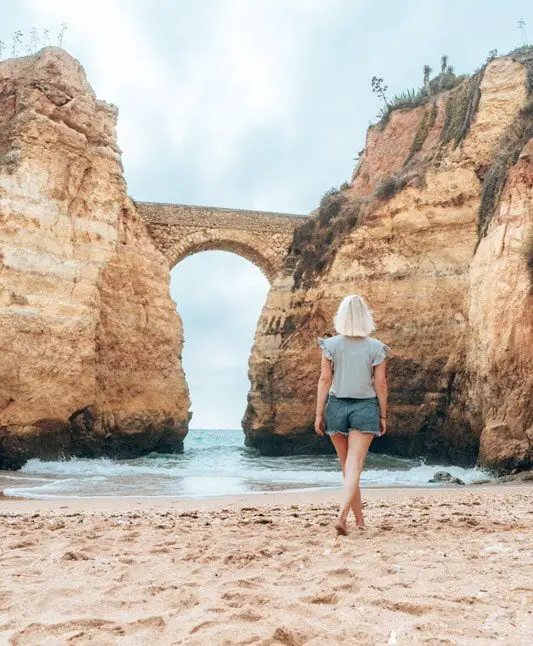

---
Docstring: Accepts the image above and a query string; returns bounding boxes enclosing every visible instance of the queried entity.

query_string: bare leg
[329,434,363,524]
[335,431,374,535]
[353,487,365,528]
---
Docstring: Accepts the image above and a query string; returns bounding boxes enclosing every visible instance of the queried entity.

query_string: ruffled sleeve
[318,337,333,361]
[372,341,389,366]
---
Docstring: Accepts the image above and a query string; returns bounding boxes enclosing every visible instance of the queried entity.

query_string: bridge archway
[135,201,307,282]
[135,200,307,427]
[168,229,280,280]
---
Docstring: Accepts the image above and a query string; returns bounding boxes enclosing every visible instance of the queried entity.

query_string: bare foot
[356,523,365,530]
[334,519,348,536]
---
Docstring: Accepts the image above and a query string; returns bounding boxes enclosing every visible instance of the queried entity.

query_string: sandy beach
[0,485,532,645]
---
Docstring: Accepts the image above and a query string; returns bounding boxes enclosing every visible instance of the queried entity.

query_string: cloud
[20,0,358,210]
[23,0,170,169]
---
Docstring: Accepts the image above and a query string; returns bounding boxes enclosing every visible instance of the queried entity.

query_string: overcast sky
[3,1,530,428]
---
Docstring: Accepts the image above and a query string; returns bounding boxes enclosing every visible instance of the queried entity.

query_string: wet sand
[0,484,531,644]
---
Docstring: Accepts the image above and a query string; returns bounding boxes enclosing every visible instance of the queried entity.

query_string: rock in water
[428,471,465,485]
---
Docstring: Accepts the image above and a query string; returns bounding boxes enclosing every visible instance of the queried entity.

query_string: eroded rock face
[244,57,532,471]
[457,143,533,471]
[0,48,189,468]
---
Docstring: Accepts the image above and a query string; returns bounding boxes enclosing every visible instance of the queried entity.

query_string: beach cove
[0,9,532,646]
[1,484,532,644]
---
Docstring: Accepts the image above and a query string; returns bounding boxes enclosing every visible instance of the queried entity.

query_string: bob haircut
[333,294,376,337]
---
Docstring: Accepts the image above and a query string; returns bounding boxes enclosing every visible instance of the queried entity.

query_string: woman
[314,294,389,536]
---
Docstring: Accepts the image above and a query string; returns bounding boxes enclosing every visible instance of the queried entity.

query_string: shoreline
[0,481,529,514]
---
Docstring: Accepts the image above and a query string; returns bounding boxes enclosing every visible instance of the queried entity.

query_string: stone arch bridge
[136,202,307,281]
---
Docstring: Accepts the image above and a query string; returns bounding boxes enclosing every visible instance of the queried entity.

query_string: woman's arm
[315,354,333,436]
[373,361,388,436]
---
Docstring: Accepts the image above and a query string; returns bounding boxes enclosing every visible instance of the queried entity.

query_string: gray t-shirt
[318,335,389,398]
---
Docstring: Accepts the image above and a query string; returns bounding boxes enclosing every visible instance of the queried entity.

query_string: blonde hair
[333,294,376,337]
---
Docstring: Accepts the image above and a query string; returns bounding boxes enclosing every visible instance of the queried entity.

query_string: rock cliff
[244,54,533,472]
[0,48,190,468]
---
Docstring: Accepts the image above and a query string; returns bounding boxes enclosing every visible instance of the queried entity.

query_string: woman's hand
[379,418,387,436]
[314,415,325,436]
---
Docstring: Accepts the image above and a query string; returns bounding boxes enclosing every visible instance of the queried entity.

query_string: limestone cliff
[450,137,533,471]
[0,48,190,468]
[244,54,533,471]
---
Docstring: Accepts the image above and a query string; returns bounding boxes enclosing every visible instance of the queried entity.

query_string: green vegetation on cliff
[404,100,438,164]
[288,47,533,291]
[527,226,533,291]
[477,47,533,244]
[440,69,484,147]
[373,55,465,128]
[288,187,367,289]
[0,25,68,59]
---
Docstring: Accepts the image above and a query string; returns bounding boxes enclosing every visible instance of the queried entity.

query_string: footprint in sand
[326,567,355,578]
[223,552,258,565]
[189,619,219,634]
[375,600,432,616]
[221,590,270,609]
[7,540,36,549]
[331,581,358,593]
[206,606,227,614]
[272,626,311,646]
[61,550,90,561]
[228,577,263,589]
[301,592,339,605]
[230,608,263,622]
[118,557,135,564]
[234,636,262,645]
[122,615,166,634]
[9,618,124,645]
[145,584,178,595]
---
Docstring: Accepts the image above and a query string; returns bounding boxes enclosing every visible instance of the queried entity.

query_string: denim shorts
[325,394,380,436]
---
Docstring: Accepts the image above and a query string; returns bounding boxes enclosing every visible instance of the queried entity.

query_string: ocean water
[0,429,492,499]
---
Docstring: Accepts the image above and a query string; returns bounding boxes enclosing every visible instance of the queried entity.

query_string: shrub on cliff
[374,55,463,128]
[507,45,533,65]
[526,227,533,291]
[374,176,400,199]
[509,46,533,94]
[373,165,427,202]
[441,70,484,147]
[0,25,68,59]
[404,100,438,165]
[442,46,533,151]
[317,187,345,226]
[376,88,428,127]
[477,58,533,243]
[288,186,366,289]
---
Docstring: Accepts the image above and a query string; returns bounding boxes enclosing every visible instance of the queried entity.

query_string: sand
[0,485,531,645]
